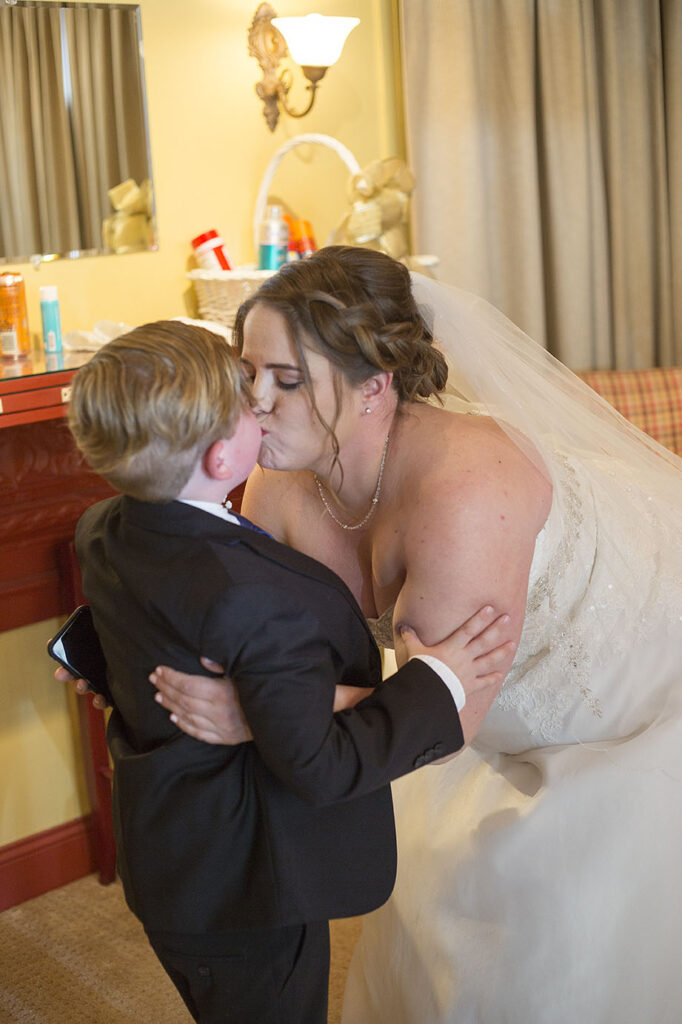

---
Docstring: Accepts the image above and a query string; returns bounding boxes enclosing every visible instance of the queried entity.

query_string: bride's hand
[149,658,253,745]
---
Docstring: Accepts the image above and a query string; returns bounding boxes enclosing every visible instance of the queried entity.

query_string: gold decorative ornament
[247,5,359,132]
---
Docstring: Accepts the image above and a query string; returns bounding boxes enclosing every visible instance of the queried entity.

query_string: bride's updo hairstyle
[232,246,448,407]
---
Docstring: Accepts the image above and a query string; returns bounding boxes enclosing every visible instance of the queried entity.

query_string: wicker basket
[187,267,274,330]
[188,134,361,329]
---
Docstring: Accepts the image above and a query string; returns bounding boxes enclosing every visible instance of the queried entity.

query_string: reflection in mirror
[0,1,156,264]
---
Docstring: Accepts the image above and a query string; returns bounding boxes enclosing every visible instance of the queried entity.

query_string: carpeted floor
[0,875,362,1023]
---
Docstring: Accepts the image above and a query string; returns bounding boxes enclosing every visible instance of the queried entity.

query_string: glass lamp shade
[271,14,359,68]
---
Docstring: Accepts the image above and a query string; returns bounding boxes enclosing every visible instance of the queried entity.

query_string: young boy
[68,321,507,1024]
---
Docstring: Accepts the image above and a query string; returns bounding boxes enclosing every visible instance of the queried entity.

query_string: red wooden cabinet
[0,367,75,426]
[1,353,116,884]
[0,354,115,630]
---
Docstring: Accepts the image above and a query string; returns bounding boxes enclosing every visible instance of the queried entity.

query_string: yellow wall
[0,0,402,847]
[11,0,404,338]
[0,620,89,845]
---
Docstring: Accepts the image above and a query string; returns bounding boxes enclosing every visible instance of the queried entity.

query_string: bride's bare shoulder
[242,468,309,540]
[396,403,552,522]
[399,402,523,467]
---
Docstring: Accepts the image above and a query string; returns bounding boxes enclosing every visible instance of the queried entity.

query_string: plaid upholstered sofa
[577,367,682,456]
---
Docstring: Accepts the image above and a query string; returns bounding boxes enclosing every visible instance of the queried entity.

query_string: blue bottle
[40,286,63,354]
[258,205,289,271]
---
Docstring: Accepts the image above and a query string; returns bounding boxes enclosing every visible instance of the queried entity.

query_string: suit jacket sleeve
[200,582,464,808]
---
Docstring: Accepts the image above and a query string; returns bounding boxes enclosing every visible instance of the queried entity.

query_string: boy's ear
[204,440,233,482]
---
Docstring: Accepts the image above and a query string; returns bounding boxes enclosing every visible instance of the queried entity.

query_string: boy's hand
[398,605,515,749]
[398,605,514,689]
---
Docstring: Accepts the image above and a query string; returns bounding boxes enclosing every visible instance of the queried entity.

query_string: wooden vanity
[0,349,117,890]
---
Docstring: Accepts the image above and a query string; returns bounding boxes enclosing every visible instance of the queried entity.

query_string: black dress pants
[146,921,330,1024]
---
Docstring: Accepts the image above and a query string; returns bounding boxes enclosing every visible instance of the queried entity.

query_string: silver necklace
[314,433,390,531]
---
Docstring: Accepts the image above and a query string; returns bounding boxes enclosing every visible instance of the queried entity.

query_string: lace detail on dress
[367,606,395,650]
[495,452,605,742]
[524,457,583,619]
[493,448,682,745]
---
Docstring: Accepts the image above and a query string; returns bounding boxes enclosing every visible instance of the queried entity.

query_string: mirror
[0,1,156,265]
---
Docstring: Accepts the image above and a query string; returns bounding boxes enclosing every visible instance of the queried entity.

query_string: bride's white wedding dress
[345,450,682,1023]
[342,278,682,1024]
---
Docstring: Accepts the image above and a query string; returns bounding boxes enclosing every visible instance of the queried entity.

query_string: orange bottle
[282,214,299,262]
[293,219,317,258]
[0,272,31,360]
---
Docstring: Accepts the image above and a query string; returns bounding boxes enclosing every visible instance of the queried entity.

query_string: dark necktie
[233,511,272,537]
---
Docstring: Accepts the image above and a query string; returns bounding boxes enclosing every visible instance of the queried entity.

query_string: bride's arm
[392,429,551,741]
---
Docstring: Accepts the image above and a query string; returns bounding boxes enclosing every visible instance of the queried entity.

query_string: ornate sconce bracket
[248,3,327,131]
[248,3,288,131]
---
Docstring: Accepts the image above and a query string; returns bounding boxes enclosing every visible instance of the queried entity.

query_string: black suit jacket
[75,497,463,934]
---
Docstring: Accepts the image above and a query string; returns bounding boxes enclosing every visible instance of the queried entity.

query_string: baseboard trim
[0,816,96,912]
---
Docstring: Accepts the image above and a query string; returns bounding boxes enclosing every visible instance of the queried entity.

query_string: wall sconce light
[248,4,359,131]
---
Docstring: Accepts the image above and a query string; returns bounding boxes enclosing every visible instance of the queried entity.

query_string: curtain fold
[0,5,79,259]
[662,0,682,364]
[400,0,681,369]
[0,3,150,262]
[63,5,147,253]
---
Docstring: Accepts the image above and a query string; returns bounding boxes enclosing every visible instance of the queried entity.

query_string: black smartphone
[47,605,112,703]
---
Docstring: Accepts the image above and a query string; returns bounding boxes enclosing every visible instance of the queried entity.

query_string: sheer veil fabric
[342,275,682,1024]
[410,273,682,490]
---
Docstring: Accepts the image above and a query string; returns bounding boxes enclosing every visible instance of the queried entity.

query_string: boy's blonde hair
[68,321,251,502]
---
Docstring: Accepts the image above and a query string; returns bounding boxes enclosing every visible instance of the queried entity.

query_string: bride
[149,246,682,1022]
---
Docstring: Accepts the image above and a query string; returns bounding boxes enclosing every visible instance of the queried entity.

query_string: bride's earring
[364,407,372,415]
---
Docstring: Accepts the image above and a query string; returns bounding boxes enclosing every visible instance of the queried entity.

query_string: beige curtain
[0,5,80,259]
[400,0,681,369]
[63,4,148,252]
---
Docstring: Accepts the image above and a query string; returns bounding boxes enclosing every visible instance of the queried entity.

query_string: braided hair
[233,245,448,403]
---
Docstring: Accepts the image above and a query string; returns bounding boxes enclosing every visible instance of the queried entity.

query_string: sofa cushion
[577,367,682,456]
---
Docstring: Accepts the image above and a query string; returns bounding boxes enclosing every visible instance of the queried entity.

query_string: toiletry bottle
[39,286,63,354]
[294,219,317,258]
[283,214,300,262]
[191,230,233,270]
[0,272,31,360]
[258,205,289,271]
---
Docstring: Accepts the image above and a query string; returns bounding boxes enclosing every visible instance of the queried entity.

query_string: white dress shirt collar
[179,498,241,526]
